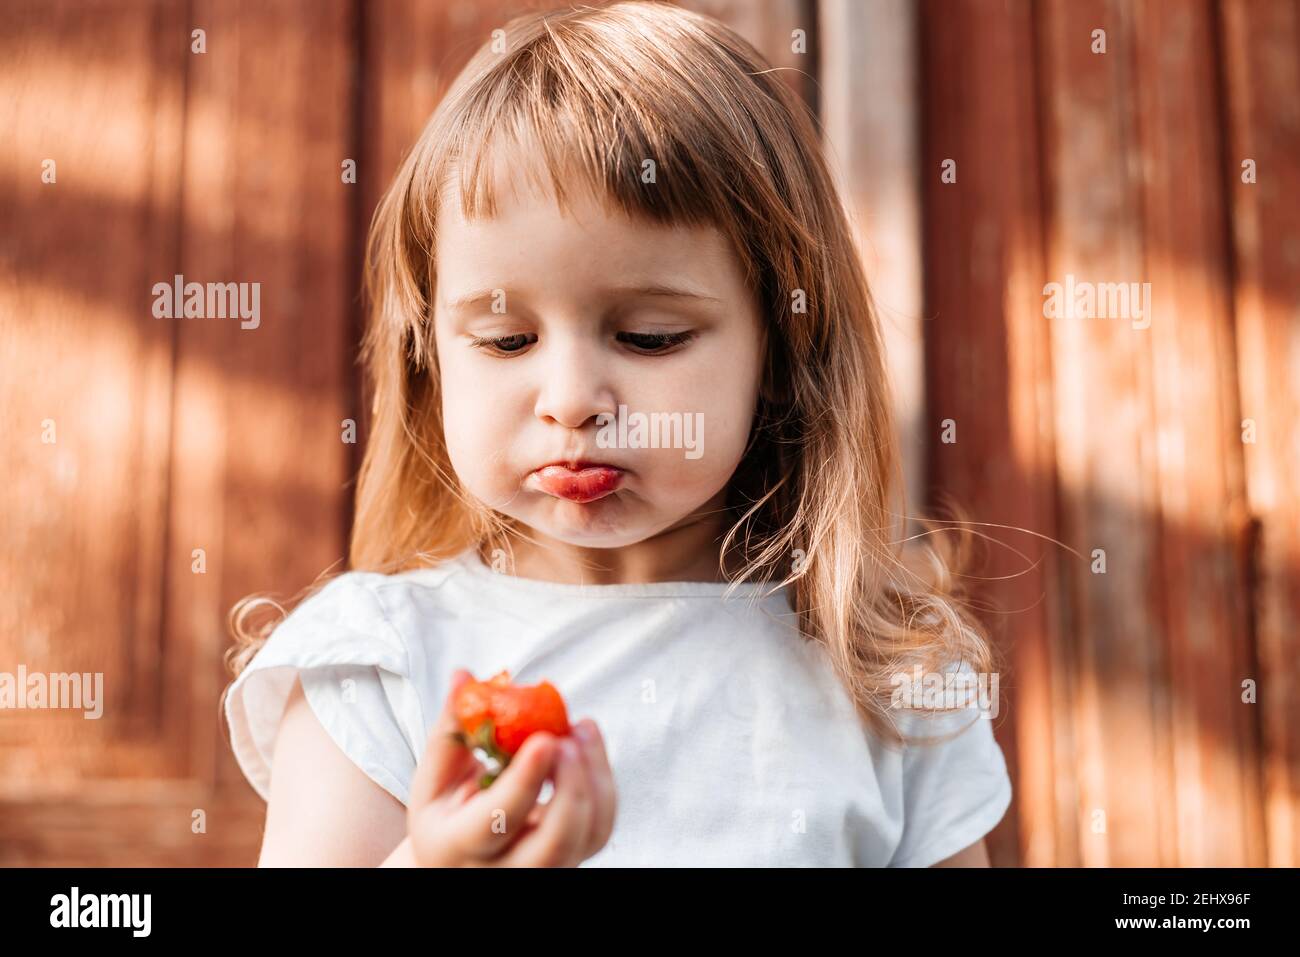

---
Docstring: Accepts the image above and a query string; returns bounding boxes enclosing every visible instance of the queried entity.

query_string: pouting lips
[528,464,624,503]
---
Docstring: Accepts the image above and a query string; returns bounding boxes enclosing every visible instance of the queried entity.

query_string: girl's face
[432,175,766,554]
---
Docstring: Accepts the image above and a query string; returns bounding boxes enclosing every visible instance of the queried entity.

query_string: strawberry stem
[460,718,510,788]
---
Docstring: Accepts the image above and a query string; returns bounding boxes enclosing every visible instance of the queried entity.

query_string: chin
[511,498,660,548]
[525,512,648,548]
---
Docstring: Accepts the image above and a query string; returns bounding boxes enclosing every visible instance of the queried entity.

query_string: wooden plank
[1131,0,1260,867]
[0,0,354,862]
[1038,0,1177,866]
[175,0,357,800]
[919,0,1062,868]
[820,0,926,532]
[0,791,264,866]
[1221,0,1300,867]
[0,2,184,769]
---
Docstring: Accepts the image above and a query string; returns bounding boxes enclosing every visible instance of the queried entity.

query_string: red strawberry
[449,670,571,788]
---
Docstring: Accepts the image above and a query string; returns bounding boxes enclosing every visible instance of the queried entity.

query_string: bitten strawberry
[449,670,572,788]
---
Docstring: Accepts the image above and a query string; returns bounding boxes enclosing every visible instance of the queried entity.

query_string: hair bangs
[427,11,760,268]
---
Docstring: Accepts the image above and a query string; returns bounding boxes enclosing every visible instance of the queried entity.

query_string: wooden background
[1,0,1296,867]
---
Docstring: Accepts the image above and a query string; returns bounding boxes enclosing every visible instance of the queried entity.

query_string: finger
[506,735,591,867]
[545,719,601,860]
[409,668,477,810]
[448,730,562,862]
[574,719,617,857]
[501,735,592,867]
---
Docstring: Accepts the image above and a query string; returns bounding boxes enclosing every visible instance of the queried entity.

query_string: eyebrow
[443,283,722,312]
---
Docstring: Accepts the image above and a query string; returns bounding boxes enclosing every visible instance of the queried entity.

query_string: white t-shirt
[224,547,1012,867]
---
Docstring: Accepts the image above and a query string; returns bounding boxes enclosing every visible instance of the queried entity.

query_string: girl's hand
[406,669,617,866]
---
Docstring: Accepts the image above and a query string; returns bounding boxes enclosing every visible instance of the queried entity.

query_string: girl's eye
[468,330,694,356]
[616,331,695,354]
[469,333,536,355]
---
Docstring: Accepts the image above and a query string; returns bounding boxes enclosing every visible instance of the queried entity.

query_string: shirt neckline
[449,546,791,601]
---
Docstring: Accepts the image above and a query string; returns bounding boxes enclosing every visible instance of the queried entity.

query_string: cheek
[435,347,509,490]
[641,342,762,491]
[653,403,753,493]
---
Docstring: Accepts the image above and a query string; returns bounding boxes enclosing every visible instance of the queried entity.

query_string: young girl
[222,0,1011,867]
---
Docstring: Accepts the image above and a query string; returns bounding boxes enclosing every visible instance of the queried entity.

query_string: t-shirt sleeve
[887,700,1013,868]
[222,573,426,808]
[298,665,418,806]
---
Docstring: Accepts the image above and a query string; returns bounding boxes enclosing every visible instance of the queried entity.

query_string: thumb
[409,668,476,808]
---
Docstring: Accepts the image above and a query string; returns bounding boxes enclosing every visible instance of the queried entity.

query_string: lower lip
[528,465,624,503]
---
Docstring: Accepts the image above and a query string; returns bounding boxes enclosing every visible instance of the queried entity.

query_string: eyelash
[468,331,695,357]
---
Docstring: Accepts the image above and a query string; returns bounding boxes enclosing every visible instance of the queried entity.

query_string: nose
[532,332,617,430]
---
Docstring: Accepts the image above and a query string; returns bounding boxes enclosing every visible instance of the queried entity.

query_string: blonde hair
[225,0,1000,747]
